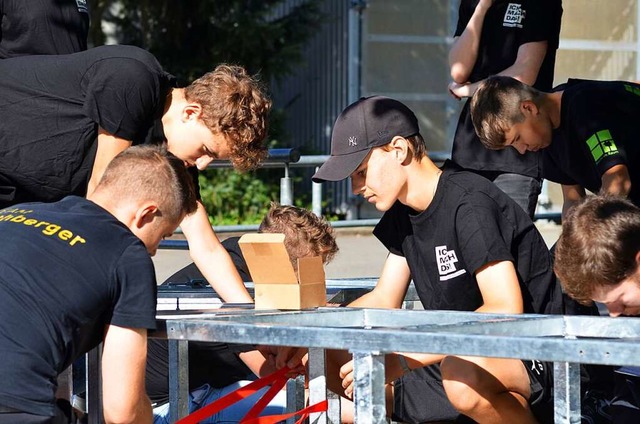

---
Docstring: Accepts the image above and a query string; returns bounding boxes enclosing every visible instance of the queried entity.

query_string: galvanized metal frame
[165,308,640,423]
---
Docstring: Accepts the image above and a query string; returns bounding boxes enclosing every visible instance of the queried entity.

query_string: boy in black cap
[311,96,564,423]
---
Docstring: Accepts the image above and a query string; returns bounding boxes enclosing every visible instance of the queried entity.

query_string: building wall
[273,0,639,216]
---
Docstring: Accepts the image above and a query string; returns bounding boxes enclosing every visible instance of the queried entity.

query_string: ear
[389,136,410,163]
[181,103,203,123]
[134,203,160,229]
[635,251,640,268]
[519,100,539,117]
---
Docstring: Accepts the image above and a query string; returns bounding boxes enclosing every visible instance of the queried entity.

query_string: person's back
[0,145,197,423]
[543,79,640,205]
[0,0,89,59]
[0,197,157,416]
[0,45,175,205]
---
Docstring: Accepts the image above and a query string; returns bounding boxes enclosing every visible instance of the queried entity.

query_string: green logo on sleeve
[586,129,618,163]
[624,84,640,96]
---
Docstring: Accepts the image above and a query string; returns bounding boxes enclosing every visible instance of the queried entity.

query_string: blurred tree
[88,0,323,83]
[87,0,325,224]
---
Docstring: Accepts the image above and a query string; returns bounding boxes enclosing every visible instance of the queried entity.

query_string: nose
[196,155,214,170]
[511,142,527,155]
[607,304,623,317]
[351,176,364,195]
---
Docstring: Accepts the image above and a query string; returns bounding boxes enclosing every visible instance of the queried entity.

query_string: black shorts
[392,359,553,423]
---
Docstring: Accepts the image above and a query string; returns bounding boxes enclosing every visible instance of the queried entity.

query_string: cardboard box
[238,233,327,310]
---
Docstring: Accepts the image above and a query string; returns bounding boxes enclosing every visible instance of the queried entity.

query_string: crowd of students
[1,1,639,423]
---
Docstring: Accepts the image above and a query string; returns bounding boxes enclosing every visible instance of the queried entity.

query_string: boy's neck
[402,158,442,212]
[544,91,563,129]
[161,88,186,130]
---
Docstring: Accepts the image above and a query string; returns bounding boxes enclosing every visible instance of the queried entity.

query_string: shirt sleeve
[522,0,562,46]
[455,193,515,275]
[82,58,161,141]
[373,202,409,257]
[111,243,157,330]
[568,96,628,177]
[453,0,472,37]
[541,151,579,185]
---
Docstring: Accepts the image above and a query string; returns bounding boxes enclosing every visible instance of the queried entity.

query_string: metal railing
[162,148,561,249]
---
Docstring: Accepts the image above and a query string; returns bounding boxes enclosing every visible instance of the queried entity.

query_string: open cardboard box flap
[239,233,326,309]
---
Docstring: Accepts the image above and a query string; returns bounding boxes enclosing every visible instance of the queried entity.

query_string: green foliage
[88,0,325,224]
[198,169,278,225]
[89,0,325,83]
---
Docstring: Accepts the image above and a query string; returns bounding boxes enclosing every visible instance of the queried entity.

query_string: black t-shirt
[451,0,562,176]
[147,237,255,406]
[163,237,252,284]
[0,196,157,416]
[0,44,176,205]
[0,0,89,58]
[374,161,563,314]
[542,79,640,206]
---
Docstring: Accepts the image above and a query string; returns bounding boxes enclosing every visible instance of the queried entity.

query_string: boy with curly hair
[0,44,272,306]
[148,203,339,423]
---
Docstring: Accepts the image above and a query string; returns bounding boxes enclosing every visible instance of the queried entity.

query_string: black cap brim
[311,148,371,183]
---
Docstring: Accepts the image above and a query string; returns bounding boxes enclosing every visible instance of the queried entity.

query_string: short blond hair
[470,76,543,150]
[184,64,272,171]
[96,146,197,224]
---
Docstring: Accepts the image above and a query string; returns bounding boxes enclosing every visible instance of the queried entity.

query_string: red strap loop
[175,367,328,424]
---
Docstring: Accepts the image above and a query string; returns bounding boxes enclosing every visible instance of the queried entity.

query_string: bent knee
[441,356,485,412]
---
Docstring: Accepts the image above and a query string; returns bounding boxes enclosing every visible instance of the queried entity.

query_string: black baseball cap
[312,96,419,183]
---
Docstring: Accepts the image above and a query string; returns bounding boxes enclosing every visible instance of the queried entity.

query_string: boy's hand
[339,360,355,398]
[258,345,307,377]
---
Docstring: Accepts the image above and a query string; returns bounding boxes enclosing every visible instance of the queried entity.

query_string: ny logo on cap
[348,136,358,147]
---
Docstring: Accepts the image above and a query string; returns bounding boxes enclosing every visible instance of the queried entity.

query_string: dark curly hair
[259,203,339,269]
[184,64,272,171]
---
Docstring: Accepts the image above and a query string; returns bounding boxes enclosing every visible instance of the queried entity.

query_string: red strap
[176,367,291,424]
[241,400,329,424]
[239,372,288,422]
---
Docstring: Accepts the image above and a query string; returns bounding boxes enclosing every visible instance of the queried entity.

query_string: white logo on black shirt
[435,245,466,281]
[76,0,89,13]
[503,3,524,28]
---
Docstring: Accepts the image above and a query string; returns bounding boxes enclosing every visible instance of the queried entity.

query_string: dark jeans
[476,171,542,219]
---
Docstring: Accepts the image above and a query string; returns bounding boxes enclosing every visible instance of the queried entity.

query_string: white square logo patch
[503,3,524,28]
[435,245,467,281]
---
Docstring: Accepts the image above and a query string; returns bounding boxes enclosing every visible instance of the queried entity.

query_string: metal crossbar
[164,309,640,423]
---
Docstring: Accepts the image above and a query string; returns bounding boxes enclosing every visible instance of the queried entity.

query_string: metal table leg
[553,361,581,424]
[352,350,387,424]
[87,344,102,423]
[286,375,306,424]
[169,339,190,422]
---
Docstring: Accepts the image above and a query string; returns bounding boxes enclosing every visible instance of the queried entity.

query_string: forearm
[239,350,275,377]
[601,164,632,197]
[191,246,253,303]
[495,51,545,86]
[181,203,253,303]
[386,352,445,383]
[104,396,152,424]
[347,288,403,309]
[449,2,491,82]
